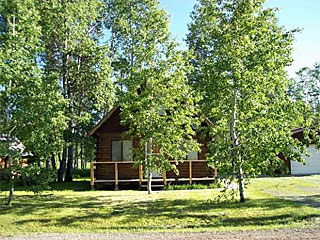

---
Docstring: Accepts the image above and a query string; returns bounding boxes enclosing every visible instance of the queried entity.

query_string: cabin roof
[88,106,120,136]
[291,127,320,135]
[89,106,213,136]
[292,128,306,135]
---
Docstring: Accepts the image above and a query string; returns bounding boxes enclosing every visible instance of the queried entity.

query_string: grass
[0,176,320,236]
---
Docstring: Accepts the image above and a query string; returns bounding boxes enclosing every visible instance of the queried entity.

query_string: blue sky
[160,0,320,78]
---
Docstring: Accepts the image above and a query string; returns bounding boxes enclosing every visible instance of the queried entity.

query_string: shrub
[0,168,11,181]
[164,181,222,191]
[72,169,90,179]
[17,165,57,194]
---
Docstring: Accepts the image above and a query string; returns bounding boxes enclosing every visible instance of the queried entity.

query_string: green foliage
[105,0,200,175]
[17,165,56,194]
[288,63,320,126]
[38,0,115,148]
[187,0,303,201]
[72,169,90,179]
[288,63,320,111]
[164,182,222,191]
[0,0,67,160]
[0,168,10,181]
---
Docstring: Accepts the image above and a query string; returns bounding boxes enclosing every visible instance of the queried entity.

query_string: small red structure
[89,106,217,189]
[0,157,8,169]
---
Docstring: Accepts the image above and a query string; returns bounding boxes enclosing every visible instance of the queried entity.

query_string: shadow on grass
[283,195,320,208]
[1,193,319,231]
[0,180,91,192]
[50,181,91,191]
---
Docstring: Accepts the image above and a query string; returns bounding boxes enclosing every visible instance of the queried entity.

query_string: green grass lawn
[0,176,320,236]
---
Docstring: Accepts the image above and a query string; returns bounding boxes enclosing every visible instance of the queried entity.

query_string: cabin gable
[94,107,127,135]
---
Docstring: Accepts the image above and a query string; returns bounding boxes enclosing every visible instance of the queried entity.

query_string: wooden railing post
[90,162,94,190]
[163,169,167,186]
[189,160,192,185]
[114,162,119,190]
[139,165,143,188]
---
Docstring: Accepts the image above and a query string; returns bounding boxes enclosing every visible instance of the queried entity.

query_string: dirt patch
[2,227,320,240]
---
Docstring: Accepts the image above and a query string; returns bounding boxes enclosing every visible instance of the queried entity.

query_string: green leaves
[188,0,301,200]
[0,0,116,165]
[38,0,115,156]
[105,0,200,173]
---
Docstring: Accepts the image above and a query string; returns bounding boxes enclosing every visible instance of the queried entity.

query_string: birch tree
[0,0,66,205]
[187,0,303,202]
[105,0,200,193]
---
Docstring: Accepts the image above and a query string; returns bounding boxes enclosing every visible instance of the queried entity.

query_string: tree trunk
[74,142,78,169]
[147,168,152,194]
[5,157,14,206]
[51,153,56,169]
[4,157,8,169]
[46,157,51,169]
[37,158,41,167]
[57,149,67,182]
[5,7,16,207]
[81,143,85,169]
[230,88,245,202]
[238,165,245,203]
[65,144,73,182]
[146,138,153,194]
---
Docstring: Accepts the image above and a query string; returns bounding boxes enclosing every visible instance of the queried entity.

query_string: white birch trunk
[146,138,153,194]
[231,88,245,202]
[6,15,16,206]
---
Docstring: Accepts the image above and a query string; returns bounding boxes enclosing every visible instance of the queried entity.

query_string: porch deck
[90,160,217,190]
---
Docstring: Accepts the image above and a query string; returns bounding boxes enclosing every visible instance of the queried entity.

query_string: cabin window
[111,140,133,161]
[187,151,198,161]
[180,143,199,161]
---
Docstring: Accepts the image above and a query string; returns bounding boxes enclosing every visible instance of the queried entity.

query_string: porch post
[115,162,119,190]
[139,164,143,187]
[90,162,94,190]
[189,160,192,185]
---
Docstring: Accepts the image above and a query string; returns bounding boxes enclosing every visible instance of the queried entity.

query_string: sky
[160,0,320,78]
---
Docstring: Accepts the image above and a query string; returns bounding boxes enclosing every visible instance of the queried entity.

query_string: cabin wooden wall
[93,107,214,181]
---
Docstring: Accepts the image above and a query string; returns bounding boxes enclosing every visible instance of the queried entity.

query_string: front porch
[90,160,217,190]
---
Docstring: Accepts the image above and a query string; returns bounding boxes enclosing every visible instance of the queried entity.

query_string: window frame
[111,140,133,161]
[187,151,199,161]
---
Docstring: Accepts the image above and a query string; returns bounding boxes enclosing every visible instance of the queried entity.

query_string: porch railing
[90,160,217,190]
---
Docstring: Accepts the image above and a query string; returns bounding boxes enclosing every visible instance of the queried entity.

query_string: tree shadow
[283,194,320,208]
[1,193,319,231]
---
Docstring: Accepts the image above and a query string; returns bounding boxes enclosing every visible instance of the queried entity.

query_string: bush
[0,168,10,181]
[164,181,222,191]
[72,169,90,179]
[17,165,57,194]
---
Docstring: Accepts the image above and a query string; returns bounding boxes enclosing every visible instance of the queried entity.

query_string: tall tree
[39,0,115,182]
[0,0,66,205]
[287,63,320,122]
[105,0,200,193]
[187,0,303,202]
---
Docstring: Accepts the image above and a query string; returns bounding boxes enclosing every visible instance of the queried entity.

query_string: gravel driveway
[2,226,320,240]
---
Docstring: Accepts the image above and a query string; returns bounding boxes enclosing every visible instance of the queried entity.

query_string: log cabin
[89,106,217,190]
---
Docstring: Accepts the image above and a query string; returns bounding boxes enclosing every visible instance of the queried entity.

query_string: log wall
[93,106,214,181]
